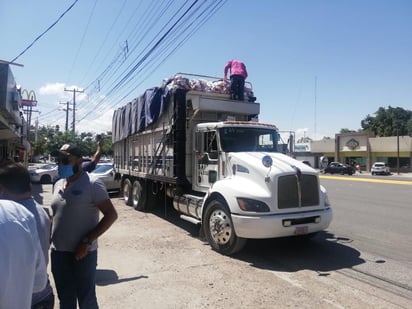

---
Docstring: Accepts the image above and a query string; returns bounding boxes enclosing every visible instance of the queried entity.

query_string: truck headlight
[237,198,270,212]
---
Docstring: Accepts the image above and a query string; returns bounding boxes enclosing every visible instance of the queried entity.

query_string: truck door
[195,130,219,190]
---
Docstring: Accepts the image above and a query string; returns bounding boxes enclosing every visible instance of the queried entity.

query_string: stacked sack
[164,75,249,97]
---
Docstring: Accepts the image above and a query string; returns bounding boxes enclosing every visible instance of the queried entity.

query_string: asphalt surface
[30,172,412,309]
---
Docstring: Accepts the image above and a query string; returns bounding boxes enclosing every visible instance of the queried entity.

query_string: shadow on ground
[233,232,365,274]
[147,204,365,275]
[96,269,148,286]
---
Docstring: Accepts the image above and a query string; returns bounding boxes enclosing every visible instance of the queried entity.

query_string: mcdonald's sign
[21,89,37,106]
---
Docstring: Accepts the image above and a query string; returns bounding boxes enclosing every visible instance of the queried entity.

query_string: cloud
[38,82,66,96]
[76,108,114,134]
[295,128,309,139]
[38,82,89,102]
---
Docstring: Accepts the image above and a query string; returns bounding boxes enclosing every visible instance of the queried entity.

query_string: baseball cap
[51,144,82,158]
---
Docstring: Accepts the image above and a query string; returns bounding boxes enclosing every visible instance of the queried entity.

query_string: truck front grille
[278,174,319,209]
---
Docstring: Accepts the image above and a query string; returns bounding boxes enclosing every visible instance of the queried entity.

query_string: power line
[76,0,226,125]
[11,0,80,62]
[76,1,201,121]
[37,0,226,130]
[66,0,98,83]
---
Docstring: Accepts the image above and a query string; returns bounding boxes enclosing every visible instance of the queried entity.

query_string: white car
[29,163,59,184]
[91,163,121,192]
[371,162,390,175]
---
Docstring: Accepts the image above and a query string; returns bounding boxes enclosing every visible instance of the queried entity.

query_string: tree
[361,106,412,137]
[29,125,112,161]
[339,128,357,134]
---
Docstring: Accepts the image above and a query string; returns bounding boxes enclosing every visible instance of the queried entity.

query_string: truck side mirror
[208,170,217,183]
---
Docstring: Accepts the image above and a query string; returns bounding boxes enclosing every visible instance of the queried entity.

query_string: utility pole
[64,88,84,134]
[59,101,72,132]
[397,126,400,175]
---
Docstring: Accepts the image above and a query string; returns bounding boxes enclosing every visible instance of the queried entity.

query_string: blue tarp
[112,87,171,142]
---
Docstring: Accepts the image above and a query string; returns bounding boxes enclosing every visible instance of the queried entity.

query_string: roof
[310,139,335,153]
[369,136,412,152]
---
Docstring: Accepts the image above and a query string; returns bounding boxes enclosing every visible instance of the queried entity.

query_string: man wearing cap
[50,144,118,309]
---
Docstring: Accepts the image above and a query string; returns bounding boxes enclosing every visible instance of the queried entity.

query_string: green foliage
[340,128,357,134]
[361,106,412,137]
[30,126,112,160]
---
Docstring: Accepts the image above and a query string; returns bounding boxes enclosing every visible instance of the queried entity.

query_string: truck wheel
[40,174,51,184]
[132,180,146,211]
[203,199,247,255]
[123,179,133,206]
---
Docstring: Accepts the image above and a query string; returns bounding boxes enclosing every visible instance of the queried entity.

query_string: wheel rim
[123,182,130,201]
[132,182,141,208]
[208,209,232,245]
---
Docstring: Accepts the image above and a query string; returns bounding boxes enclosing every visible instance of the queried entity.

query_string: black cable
[76,0,214,124]
[77,0,193,119]
[66,0,98,83]
[11,0,80,63]
[75,0,226,126]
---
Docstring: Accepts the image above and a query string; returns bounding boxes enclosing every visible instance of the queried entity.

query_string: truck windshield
[219,127,279,152]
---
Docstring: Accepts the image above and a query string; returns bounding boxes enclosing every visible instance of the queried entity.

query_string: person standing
[224,59,248,100]
[0,161,54,308]
[0,199,47,309]
[50,144,118,309]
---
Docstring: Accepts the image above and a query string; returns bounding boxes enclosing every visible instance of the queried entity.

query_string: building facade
[295,132,412,173]
[0,62,30,164]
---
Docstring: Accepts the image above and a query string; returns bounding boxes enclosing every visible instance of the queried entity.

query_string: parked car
[90,163,120,192]
[29,163,58,184]
[371,162,390,175]
[322,162,355,175]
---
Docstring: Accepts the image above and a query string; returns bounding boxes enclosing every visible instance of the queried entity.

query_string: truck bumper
[231,208,333,239]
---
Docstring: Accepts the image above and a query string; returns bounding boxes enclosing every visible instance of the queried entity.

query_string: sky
[1,0,411,141]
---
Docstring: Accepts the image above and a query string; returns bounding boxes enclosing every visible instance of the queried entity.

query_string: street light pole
[397,127,400,175]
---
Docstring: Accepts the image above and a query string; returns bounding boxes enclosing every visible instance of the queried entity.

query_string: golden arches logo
[21,89,37,107]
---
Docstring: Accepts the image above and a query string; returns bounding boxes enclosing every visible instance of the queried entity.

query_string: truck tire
[40,174,52,184]
[203,199,247,255]
[132,180,146,211]
[123,179,133,206]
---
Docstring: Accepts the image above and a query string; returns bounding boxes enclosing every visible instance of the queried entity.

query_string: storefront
[295,133,412,172]
[335,132,373,170]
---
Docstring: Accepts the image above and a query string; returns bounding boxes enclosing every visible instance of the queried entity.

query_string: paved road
[31,175,412,308]
[319,174,412,301]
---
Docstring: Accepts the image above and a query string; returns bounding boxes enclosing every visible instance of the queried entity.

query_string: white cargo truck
[112,73,332,255]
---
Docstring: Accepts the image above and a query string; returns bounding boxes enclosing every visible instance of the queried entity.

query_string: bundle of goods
[208,80,230,94]
[164,75,248,97]
[189,79,209,92]
[164,75,191,91]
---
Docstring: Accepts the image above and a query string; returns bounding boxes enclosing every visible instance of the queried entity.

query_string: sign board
[21,99,37,107]
[294,143,311,152]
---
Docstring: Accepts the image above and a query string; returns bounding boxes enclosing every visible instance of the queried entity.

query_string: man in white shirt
[0,199,47,309]
[0,161,54,308]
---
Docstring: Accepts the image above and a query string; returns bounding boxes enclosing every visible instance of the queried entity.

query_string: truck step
[180,214,201,225]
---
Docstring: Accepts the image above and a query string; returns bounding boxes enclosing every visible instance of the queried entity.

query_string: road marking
[319,175,412,186]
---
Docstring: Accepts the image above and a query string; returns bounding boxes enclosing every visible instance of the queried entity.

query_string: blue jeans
[51,250,98,309]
